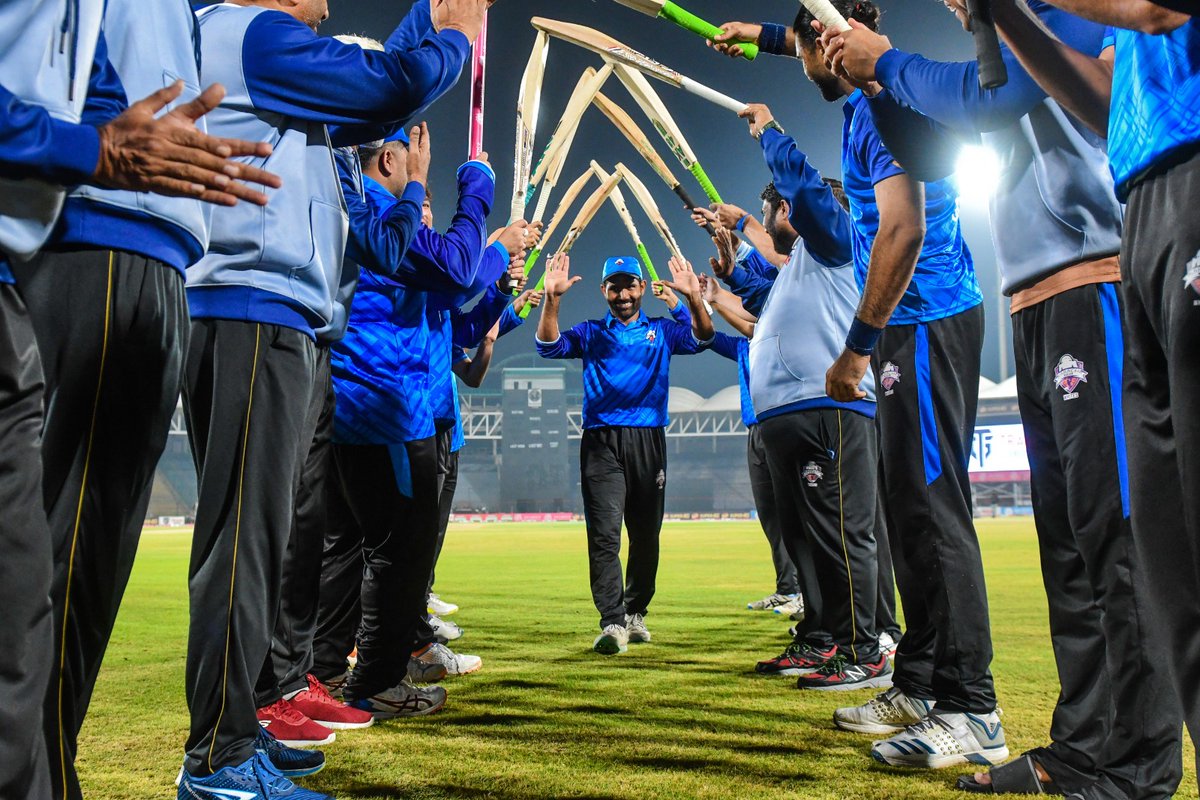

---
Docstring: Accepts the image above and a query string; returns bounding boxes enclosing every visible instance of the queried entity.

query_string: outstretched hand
[95,81,282,206]
[660,256,701,299]
[543,253,580,298]
[407,122,432,186]
[709,227,738,280]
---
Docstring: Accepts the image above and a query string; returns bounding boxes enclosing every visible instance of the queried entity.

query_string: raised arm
[1033,0,1188,33]
[535,253,584,357]
[701,274,757,338]
[661,256,715,344]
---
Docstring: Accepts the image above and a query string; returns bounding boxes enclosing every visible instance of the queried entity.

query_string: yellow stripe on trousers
[835,410,859,662]
[57,252,115,797]
[208,323,262,771]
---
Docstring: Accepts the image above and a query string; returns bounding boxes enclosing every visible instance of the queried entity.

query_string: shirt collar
[843,89,865,121]
[603,309,648,329]
[362,174,396,205]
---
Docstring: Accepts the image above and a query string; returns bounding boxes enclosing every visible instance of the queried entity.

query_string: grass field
[80,520,1196,799]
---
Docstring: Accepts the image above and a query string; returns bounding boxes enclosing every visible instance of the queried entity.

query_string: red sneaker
[754,642,838,676]
[256,698,336,747]
[288,674,374,730]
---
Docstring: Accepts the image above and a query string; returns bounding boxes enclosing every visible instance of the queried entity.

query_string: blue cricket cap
[384,126,410,146]
[602,256,643,283]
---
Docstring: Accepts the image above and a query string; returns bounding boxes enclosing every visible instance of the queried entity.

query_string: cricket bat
[617,163,685,264]
[525,63,615,208]
[518,168,596,319]
[468,12,487,158]
[611,0,759,61]
[592,161,660,283]
[592,89,716,235]
[512,31,550,222]
[531,17,748,114]
[796,0,851,33]
[613,63,725,205]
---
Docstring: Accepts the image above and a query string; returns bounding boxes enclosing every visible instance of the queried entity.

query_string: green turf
[80,520,1196,799]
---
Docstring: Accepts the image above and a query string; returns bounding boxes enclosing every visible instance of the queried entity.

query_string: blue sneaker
[177,752,334,800]
[255,726,326,778]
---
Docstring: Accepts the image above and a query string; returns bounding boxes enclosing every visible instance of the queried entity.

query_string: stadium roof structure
[981,375,1018,399]
[700,386,743,413]
[667,386,706,414]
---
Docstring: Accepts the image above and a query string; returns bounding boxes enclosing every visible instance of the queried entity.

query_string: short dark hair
[823,177,849,211]
[793,0,881,46]
[761,182,785,218]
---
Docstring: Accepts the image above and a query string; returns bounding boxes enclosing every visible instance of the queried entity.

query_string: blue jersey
[1104,20,1200,199]
[709,333,756,428]
[537,310,707,429]
[841,91,982,325]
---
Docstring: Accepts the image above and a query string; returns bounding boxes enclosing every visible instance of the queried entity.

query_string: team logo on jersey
[656,469,666,490]
[1185,250,1200,303]
[646,329,657,343]
[1054,354,1088,401]
[880,362,901,396]
[802,462,824,487]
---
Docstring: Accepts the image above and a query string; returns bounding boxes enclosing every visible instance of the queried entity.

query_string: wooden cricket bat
[468,12,488,158]
[592,161,660,283]
[592,89,716,235]
[511,31,550,222]
[612,63,725,205]
[617,163,685,264]
[611,0,759,61]
[518,168,598,319]
[531,17,747,114]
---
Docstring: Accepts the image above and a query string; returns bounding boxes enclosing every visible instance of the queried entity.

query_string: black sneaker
[754,642,837,675]
[255,726,326,778]
[795,653,893,691]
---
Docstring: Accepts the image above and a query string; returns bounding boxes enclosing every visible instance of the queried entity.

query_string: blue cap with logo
[384,126,410,146]
[602,256,644,283]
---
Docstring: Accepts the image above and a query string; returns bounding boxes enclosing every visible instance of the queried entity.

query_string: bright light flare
[954,144,1002,205]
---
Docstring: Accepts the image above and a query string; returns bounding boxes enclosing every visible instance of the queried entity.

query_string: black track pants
[759,409,881,663]
[747,425,800,596]
[0,283,53,800]
[1120,151,1200,778]
[182,320,316,776]
[311,473,362,683]
[15,250,187,799]
[580,427,667,629]
[875,304,997,714]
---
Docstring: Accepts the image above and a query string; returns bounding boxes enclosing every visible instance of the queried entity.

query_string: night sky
[326,0,1013,396]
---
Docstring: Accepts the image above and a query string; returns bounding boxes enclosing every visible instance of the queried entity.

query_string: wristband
[735,213,751,232]
[845,317,884,356]
[758,23,789,56]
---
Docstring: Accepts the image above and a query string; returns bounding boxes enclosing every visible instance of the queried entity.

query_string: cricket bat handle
[659,1,759,61]
[965,0,1008,89]
[468,14,487,159]
[519,249,546,319]
[636,242,660,283]
[672,184,716,236]
[689,163,723,205]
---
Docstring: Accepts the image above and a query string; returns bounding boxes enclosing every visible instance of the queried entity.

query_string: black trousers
[1121,151,1200,778]
[759,409,881,663]
[182,320,316,775]
[746,425,800,596]
[255,347,334,706]
[14,250,187,799]
[875,304,996,714]
[872,491,901,640]
[0,284,53,800]
[580,427,667,629]
[311,468,362,683]
[1014,283,1181,797]
[336,438,441,700]
[427,428,460,596]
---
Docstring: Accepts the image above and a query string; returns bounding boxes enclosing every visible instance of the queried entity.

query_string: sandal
[957,753,1061,795]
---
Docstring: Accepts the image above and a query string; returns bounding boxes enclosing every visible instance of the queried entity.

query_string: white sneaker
[406,656,448,684]
[414,642,482,676]
[593,624,628,655]
[871,710,1008,769]
[429,614,463,642]
[833,686,935,734]
[625,613,651,643]
[747,593,797,611]
[427,593,459,616]
[348,679,447,720]
[879,632,899,659]
[773,595,805,620]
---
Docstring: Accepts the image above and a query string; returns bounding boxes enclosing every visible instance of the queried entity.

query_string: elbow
[1140,9,1189,34]
[882,221,926,257]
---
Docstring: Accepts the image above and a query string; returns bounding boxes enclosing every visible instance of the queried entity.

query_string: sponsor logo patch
[646,329,657,343]
[1185,250,1200,305]
[1053,354,1088,401]
[880,361,901,396]
[656,469,666,490]
[802,462,823,487]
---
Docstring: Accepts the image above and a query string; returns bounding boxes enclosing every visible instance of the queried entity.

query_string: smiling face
[602,274,645,322]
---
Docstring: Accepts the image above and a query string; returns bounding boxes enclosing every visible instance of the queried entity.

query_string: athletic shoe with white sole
[593,624,628,655]
[625,613,651,643]
[287,674,374,730]
[754,642,836,676]
[256,699,336,748]
[254,727,326,779]
[406,655,449,684]
[347,679,447,719]
[795,654,893,691]
[413,642,482,676]
[429,614,464,642]
[177,753,333,800]
[833,686,936,734]
[879,631,899,659]
[772,596,805,620]
[871,710,1008,769]
[747,593,797,611]
[427,593,459,616]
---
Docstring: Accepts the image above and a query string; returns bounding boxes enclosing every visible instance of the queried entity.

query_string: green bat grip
[636,242,660,283]
[660,1,758,61]
[689,163,723,205]
[518,248,545,319]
